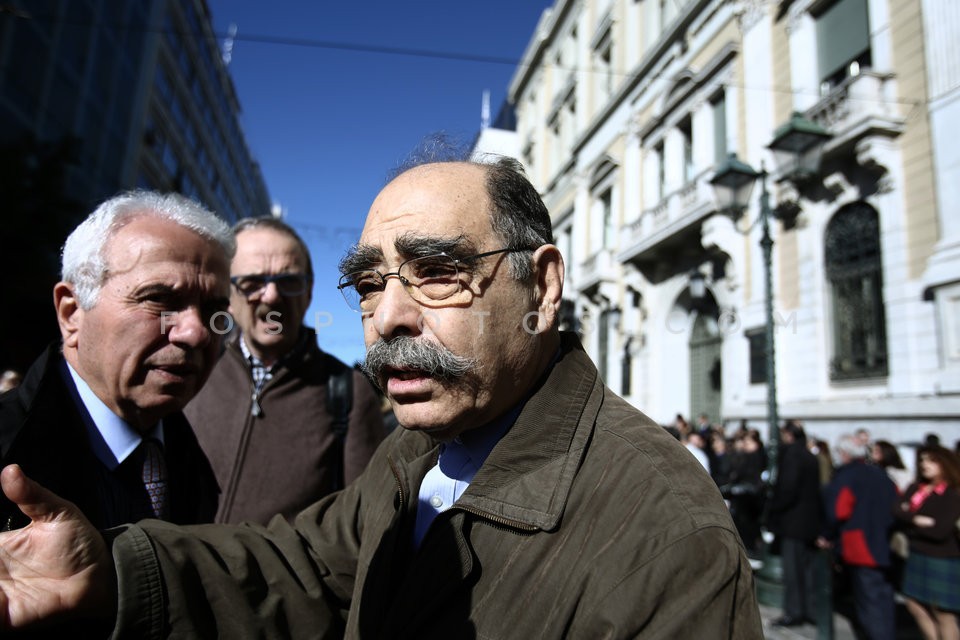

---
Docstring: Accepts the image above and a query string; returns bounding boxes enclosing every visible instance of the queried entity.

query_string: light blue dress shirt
[413,406,521,548]
[63,362,164,471]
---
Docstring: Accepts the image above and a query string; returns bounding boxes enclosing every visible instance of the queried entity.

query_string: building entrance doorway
[690,309,722,426]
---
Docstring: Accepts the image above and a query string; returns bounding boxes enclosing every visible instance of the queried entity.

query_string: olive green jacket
[110,333,762,639]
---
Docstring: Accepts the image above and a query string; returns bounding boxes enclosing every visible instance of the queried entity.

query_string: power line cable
[8,10,936,111]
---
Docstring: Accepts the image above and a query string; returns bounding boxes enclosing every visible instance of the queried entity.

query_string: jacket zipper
[250,390,262,417]
[456,505,540,533]
[387,456,406,510]
[224,354,278,517]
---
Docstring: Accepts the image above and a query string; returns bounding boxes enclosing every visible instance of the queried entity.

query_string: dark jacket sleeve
[769,447,800,514]
[911,491,960,543]
[343,371,385,486]
[821,476,841,540]
[109,471,368,639]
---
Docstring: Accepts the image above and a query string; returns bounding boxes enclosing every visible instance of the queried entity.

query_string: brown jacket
[185,330,384,524]
[111,333,762,639]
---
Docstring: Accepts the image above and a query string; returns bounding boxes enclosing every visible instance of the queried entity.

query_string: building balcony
[808,70,905,158]
[578,247,618,296]
[617,171,716,283]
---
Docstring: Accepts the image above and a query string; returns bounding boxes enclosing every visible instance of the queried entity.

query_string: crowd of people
[674,414,960,640]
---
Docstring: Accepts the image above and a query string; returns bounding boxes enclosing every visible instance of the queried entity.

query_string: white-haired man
[0,191,232,531]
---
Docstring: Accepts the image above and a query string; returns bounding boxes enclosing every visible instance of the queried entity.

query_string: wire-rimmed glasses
[337,247,529,312]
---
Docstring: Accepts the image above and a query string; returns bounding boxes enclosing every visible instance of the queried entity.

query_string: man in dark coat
[0,191,230,531]
[768,420,823,627]
[819,434,897,640]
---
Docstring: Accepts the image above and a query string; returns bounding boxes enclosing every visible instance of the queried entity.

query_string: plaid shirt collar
[238,330,311,395]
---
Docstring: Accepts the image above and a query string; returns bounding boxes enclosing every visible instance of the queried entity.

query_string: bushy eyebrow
[339,244,383,275]
[393,232,475,259]
[339,232,478,275]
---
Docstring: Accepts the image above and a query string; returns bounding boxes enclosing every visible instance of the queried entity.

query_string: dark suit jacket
[0,343,218,531]
[768,440,823,541]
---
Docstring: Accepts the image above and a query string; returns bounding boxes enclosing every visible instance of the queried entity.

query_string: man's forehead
[233,230,307,266]
[105,216,225,265]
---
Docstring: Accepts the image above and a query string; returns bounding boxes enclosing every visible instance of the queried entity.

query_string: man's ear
[531,244,564,333]
[53,282,83,348]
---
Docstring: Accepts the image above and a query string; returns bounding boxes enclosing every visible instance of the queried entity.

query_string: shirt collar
[63,361,164,470]
[239,334,265,368]
[434,411,511,487]
[238,329,312,370]
[444,346,563,468]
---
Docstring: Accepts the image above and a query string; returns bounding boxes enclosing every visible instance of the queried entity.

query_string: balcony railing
[619,171,715,260]
[808,70,905,150]
[578,247,617,293]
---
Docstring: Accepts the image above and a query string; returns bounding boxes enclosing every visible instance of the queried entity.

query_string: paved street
[758,599,926,639]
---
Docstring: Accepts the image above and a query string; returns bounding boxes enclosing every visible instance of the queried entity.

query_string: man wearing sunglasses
[185,217,384,524]
[0,155,761,638]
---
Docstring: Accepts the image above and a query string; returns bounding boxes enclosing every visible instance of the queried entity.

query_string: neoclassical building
[475,0,960,444]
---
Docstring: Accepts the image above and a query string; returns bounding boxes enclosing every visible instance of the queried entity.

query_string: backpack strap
[326,361,353,491]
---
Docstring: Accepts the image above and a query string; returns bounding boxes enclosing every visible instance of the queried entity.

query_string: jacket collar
[389,332,601,532]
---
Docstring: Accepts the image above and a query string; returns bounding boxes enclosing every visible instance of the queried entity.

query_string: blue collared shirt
[413,405,522,548]
[63,361,164,471]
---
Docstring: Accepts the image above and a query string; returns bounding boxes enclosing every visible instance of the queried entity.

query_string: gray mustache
[363,337,477,384]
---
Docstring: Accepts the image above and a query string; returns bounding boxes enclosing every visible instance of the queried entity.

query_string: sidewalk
[758,604,856,640]
[759,599,925,639]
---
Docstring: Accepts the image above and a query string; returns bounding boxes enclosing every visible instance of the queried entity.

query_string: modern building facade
[0,0,270,369]
[0,0,269,219]
[477,0,960,444]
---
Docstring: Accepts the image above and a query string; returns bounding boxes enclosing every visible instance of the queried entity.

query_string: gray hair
[835,434,869,460]
[61,190,235,309]
[390,135,553,282]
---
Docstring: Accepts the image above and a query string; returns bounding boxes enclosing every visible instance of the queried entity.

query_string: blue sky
[205,1,552,364]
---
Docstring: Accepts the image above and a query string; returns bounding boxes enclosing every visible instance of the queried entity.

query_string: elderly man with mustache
[0,191,228,533]
[0,156,762,638]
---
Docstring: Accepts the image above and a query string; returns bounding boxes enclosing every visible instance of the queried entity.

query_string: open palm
[0,465,114,630]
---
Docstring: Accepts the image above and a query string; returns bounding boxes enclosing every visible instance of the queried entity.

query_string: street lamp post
[757,168,779,485]
[709,112,833,636]
[709,155,780,482]
[710,154,788,621]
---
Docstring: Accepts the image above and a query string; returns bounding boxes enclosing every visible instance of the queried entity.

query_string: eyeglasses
[337,247,529,313]
[230,273,311,299]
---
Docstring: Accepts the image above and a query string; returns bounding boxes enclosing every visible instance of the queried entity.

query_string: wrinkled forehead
[233,227,309,271]
[105,215,229,274]
[353,169,497,269]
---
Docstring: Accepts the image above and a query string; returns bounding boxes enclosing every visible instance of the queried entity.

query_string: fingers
[0,465,73,524]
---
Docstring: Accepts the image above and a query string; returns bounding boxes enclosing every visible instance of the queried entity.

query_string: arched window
[825,202,888,380]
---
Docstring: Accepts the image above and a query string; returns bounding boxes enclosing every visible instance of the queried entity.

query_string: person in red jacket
[819,434,897,640]
[893,445,960,640]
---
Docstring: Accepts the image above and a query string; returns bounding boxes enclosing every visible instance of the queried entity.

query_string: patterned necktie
[141,438,168,519]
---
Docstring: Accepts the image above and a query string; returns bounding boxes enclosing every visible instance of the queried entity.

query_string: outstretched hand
[0,464,115,629]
